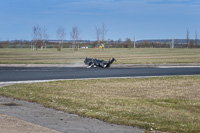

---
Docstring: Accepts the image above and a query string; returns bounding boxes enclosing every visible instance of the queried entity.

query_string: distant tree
[125,38,132,48]
[92,40,98,48]
[150,42,155,48]
[186,29,190,48]
[107,39,114,48]
[3,39,9,48]
[117,38,122,48]
[70,25,81,50]
[32,24,42,50]
[189,40,194,48]
[110,39,115,48]
[56,26,66,51]
[142,40,149,48]
[95,26,101,48]
[101,23,108,46]
[42,26,49,49]
[117,38,122,44]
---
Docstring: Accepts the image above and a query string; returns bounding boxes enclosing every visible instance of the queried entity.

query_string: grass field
[0,76,200,132]
[0,48,200,64]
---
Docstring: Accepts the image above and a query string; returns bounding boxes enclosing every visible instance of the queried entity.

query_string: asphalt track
[0,66,200,82]
[0,66,200,133]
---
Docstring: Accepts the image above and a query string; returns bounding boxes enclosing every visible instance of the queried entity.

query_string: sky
[0,0,200,41]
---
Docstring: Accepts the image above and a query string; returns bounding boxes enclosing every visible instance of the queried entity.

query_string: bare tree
[56,26,66,51]
[117,38,122,48]
[95,26,101,47]
[32,24,42,50]
[101,23,108,43]
[70,26,80,50]
[42,26,49,49]
[190,40,194,48]
[125,38,132,48]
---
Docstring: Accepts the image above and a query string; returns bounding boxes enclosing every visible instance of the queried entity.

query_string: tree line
[1,38,200,49]
[0,27,199,49]
[31,23,108,51]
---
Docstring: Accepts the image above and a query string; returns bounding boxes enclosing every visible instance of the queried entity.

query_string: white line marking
[0,75,199,85]
[156,66,200,68]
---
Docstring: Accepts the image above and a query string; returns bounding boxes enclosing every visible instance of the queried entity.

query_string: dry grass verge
[0,76,200,132]
[0,48,200,64]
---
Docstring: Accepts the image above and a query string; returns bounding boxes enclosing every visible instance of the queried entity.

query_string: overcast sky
[0,0,200,41]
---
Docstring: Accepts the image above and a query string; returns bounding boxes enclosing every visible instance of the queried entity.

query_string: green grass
[0,48,200,64]
[0,76,200,132]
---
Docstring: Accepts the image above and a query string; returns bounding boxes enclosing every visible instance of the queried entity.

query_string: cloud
[109,0,123,2]
[148,0,200,5]
[52,0,132,15]
[37,11,55,15]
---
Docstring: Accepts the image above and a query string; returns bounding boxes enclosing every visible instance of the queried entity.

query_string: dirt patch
[0,114,60,133]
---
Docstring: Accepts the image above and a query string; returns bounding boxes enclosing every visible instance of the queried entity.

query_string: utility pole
[134,36,136,48]
[186,29,190,48]
[171,37,174,49]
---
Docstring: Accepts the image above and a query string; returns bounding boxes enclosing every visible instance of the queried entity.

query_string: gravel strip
[0,86,144,133]
[0,113,60,133]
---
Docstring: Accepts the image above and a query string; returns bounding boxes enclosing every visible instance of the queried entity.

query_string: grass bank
[0,48,200,64]
[0,76,200,132]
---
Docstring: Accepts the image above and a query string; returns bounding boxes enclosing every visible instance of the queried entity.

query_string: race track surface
[0,67,200,82]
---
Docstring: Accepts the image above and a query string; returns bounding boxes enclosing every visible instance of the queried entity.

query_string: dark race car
[84,57,116,68]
